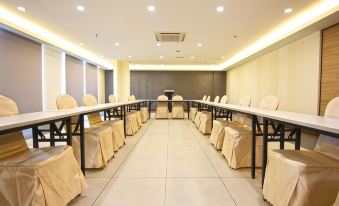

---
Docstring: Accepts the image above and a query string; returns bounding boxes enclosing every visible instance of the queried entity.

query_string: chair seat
[263,149,339,206]
[0,145,87,206]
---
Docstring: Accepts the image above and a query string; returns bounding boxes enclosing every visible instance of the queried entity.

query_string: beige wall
[98,68,105,104]
[116,60,130,101]
[226,31,321,115]
[42,45,64,110]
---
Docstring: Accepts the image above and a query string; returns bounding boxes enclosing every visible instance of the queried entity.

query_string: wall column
[116,60,130,101]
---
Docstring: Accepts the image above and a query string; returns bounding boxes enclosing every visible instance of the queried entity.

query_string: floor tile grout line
[163,119,170,206]
[90,119,153,206]
[185,120,238,206]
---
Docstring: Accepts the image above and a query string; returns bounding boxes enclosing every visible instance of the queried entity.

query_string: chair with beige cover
[189,95,207,121]
[83,94,125,152]
[130,94,148,123]
[210,96,251,150]
[198,96,220,134]
[221,95,279,169]
[128,95,142,128]
[194,95,211,127]
[109,95,139,135]
[171,95,184,119]
[156,95,169,119]
[56,94,114,168]
[263,97,339,206]
[0,95,87,206]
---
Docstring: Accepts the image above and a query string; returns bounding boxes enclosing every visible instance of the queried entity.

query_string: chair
[198,96,221,134]
[128,95,142,128]
[194,95,211,127]
[56,95,114,168]
[263,97,339,206]
[130,94,148,123]
[0,95,87,206]
[221,95,279,169]
[210,96,251,150]
[156,95,169,119]
[171,95,184,119]
[189,95,206,121]
[109,95,139,135]
[83,94,125,152]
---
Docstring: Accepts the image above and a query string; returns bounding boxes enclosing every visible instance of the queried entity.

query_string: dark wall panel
[105,70,113,102]
[130,71,226,100]
[66,55,84,105]
[0,28,42,113]
[86,63,98,98]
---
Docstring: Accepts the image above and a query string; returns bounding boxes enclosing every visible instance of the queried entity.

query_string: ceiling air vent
[155,32,186,42]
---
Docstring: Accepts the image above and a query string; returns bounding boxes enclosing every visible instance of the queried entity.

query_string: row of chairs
[0,94,149,205]
[155,95,185,119]
[190,94,339,206]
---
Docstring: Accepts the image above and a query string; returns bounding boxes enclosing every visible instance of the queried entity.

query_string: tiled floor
[27,118,271,206]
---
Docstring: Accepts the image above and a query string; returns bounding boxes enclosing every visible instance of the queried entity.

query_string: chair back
[130,95,136,101]
[56,95,79,129]
[109,95,117,103]
[202,95,207,101]
[220,95,227,104]
[173,95,184,107]
[206,96,211,102]
[213,96,220,103]
[82,94,102,125]
[315,97,339,160]
[259,95,279,110]
[239,96,251,107]
[0,95,29,160]
[234,96,251,125]
[157,95,168,107]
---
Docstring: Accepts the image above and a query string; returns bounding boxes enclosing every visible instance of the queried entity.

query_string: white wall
[117,60,130,101]
[226,31,321,115]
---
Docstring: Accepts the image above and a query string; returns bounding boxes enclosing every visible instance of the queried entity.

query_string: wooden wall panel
[320,24,339,115]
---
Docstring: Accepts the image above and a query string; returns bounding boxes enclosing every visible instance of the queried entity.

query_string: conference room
[0,1,338,206]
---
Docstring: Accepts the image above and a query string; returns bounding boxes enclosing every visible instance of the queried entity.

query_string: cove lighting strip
[0,5,113,69]
[131,0,339,71]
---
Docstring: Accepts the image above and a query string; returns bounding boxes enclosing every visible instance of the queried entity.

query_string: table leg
[79,114,86,175]
[295,128,301,150]
[32,126,39,148]
[148,101,151,119]
[251,115,257,179]
[123,105,127,135]
[262,118,269,187]
[49,123,55,147]
[280,124,285,149]
[187,101,190,119]
[66,118,72,146]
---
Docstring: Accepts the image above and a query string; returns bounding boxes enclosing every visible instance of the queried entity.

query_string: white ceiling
[0,0,323,66]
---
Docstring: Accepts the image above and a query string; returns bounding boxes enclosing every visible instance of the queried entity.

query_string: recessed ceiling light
[156,43,161,46]
[100,55,104,58]
[17,6,26,12]
[79,42,84,46]
[216,6,224,12]
[197,43,203,47]
[190,56,195,59]
[160,56,164,59]
[148,5,155,12]
[284,8,293,14]
[76,5,85,11]
[128,55,132,58]
[115,42,120,46]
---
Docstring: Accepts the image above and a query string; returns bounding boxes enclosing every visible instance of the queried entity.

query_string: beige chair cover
[109,95,118,103]
[194,95,211,127]
[0,95,87,206]
[263,97,339,206]
[221,95,278,169]
[219,95,228,104]
[156,95,168,119]
[140,107,149,123]
[56,94,114,168]
[171,95,184,119]
[189,95,207,121]
[198,96,220,134]
[128,95,142,128]
[83,94,125,151]
[210,96,251,150]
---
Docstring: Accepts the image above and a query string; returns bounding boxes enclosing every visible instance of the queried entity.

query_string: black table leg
[148,101,151,119]
[262,118,269,187]
[123,105,127,135]
[32,126,39,148]
[79,114,86,175]
[66,118,72,146]
[50,123,55,147]
[251,115,257,179]
[295,128,301,150]
[280,124,285,149]
[187,101,190,119]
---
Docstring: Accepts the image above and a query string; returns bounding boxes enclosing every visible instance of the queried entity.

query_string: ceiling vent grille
[155,32,186,42]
